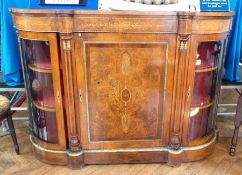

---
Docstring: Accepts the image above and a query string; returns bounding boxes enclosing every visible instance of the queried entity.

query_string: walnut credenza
[11,9,233,168]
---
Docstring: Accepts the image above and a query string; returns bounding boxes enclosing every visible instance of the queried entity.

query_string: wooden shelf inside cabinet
[195,66,218,73]
[28,64,52,74]
[33,61,52,69]
[190,101,214,118]
[33,100,56,112]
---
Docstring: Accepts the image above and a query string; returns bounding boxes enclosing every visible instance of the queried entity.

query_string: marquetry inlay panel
[84,43,167,142]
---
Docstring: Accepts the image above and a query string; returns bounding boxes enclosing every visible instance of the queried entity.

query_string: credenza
[11,9,233,168]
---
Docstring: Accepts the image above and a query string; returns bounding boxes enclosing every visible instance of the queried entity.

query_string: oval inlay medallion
[122,89,131,102]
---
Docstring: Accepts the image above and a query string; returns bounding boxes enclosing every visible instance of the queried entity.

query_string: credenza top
[10,8,234,18]
[10,8,234,34]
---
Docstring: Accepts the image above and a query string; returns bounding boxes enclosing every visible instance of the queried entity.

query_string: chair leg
[229,93,242,156]
[2,119,8,132]
[6,110,20,155]
[230,126,239,156]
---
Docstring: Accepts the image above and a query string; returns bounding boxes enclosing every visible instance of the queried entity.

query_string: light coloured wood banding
[195,66,218,73]
[28,64,52,73]
[33,100,56,112]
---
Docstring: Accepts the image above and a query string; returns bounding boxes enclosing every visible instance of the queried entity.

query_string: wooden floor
[1,89,242,175]
[0,117,242,175]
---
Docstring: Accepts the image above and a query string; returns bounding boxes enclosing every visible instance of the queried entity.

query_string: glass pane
[189,107,211,140]
[191,70,217,107]
[22,39,51,69]
[21,38,58,144]
[32,106,58,143]
[29,69,55,108]
[195,41,221,69]
[189,40,224,141]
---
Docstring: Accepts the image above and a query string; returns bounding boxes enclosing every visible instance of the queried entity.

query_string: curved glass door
[189,41,223,141]
[21,39,58,143]
[19,32,66,149]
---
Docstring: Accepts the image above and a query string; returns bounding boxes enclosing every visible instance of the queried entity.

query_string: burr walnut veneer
[11,9,233,168]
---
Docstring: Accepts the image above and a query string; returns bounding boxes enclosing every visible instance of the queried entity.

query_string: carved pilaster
[60,34,80,152]
[169,13,194,151]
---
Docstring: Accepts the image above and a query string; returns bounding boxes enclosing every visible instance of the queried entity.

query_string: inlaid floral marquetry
[85,43,167,142]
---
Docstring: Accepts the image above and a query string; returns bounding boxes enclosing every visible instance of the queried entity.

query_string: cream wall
[98,0,200,11]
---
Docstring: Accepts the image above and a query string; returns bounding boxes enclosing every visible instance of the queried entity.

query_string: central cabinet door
[75,33,176,149]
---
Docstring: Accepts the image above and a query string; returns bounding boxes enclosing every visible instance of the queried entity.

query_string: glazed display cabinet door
[75,33,176,149]
[186,34,227,143]
[19,31,66,150]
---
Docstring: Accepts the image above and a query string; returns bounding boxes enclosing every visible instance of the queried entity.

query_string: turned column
[230,90,242,156]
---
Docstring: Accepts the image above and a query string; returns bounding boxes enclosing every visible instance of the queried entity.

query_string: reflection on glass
[191,71,217,106]
[196,42,221,69]
[189,107,211,140]
[29,70,55,108]
[32,106,58,143]
[21,39,58,143]
[22,39,51,69]
[189,41,222,141]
